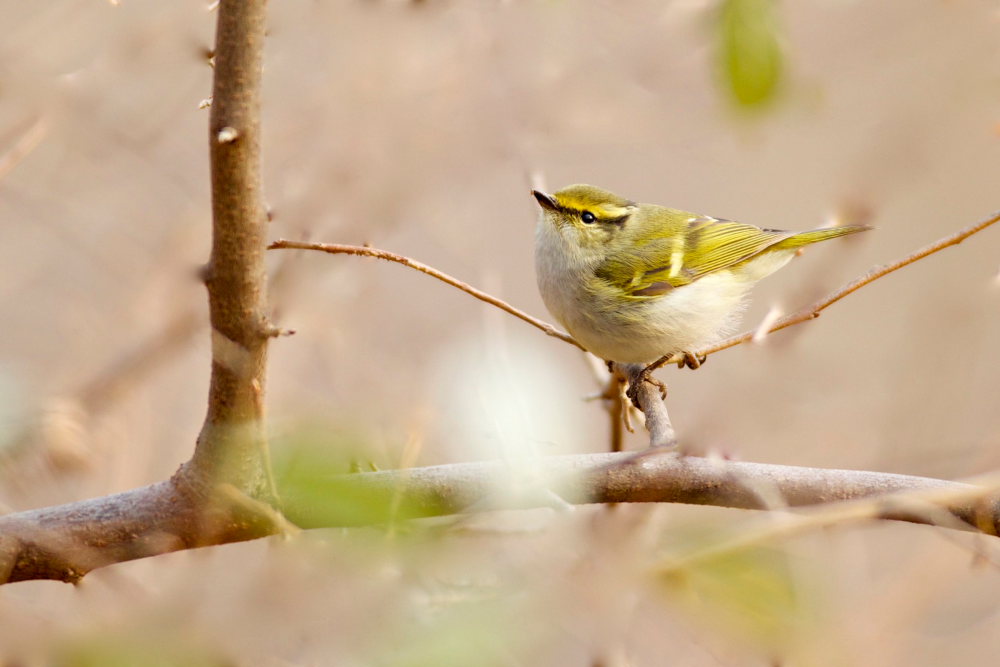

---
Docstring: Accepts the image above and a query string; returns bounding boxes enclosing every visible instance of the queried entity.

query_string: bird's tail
[774,224,872,250]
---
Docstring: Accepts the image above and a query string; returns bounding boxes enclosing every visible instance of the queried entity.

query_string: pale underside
[535,220,797,363]
[560,251,795,363]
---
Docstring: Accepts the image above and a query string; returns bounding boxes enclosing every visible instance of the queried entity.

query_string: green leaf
[271,425,444,529]
[56,632,223,667]
[657,539,817,654]
[374,599,524,667]
[718,0,784,107]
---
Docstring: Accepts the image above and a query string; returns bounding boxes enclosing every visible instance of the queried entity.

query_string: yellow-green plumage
[533,184,869,364]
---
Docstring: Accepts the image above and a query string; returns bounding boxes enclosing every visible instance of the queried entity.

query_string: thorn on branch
[198,261,213,284]
[216,126,239,144]
[263,324,295,338]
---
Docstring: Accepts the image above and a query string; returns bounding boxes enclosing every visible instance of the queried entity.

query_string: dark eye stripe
[602,214,630,226]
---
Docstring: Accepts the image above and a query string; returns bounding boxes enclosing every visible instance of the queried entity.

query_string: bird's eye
[581,211,596,224]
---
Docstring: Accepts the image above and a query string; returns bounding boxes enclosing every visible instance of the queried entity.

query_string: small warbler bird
[533,184,870,366]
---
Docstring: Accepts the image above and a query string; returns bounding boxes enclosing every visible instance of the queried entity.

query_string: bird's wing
[595,215,792,298]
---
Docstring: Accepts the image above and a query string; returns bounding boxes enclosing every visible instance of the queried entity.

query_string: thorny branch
[0,0,278,584]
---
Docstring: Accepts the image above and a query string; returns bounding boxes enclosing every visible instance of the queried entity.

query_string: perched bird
[533,184,870,366]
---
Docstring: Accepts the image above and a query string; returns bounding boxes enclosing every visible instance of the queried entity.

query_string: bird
[532,184,870,368]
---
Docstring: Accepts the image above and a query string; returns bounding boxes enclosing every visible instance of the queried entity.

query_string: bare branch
[0,0,275,584]
[1,452,997,583]
[268,240,581,349]
[0,476,280,584]
[333,454,1000,536]
[0,117,47,181]
[190,0,272,492]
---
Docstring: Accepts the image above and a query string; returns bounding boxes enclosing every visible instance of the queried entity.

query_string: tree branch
[267,240,581,349]
[191,0,271,491]
[2,452,996,582]
[0,0,274,584]
[0,477,276,584]
[318,453,1000,536]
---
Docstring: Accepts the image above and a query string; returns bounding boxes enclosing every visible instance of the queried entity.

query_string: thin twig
[0,117,47,182]
[648,209,1000,371]
[607,379,625,453]
[268,240,581,349]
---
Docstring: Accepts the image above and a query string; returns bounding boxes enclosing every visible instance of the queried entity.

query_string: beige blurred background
[1,1,999,665]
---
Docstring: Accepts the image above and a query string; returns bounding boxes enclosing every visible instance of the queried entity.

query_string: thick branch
[0,0,275,585]
[313,454,1000,533]
[0,476,275,584]
[191,0,271,491]
[1,453,996,582]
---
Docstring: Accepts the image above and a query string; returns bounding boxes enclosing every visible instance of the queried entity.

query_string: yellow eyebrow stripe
[553,195,635,220]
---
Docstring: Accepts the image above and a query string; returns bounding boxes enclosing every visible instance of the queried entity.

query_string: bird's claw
[645,373,668,401]
[625,366,668,408]
[676,351,707,370]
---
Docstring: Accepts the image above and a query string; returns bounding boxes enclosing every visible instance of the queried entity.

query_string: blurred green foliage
[657,531,816,657]
[718,0,784,107]
[56,630,225,667]
[372,597,529,667]
[271,424,445,529]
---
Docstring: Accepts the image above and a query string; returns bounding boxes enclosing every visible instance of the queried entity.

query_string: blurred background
[1,0,999,664]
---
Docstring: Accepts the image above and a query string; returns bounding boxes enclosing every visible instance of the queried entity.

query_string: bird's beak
[531,189,558,211]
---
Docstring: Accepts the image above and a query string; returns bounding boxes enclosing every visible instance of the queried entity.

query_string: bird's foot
[676,351,707,370]
[624,364,667,408]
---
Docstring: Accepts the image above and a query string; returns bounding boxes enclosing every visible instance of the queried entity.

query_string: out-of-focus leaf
[718,0,784,107]
[373,597,530,667]
[56,631,225,667]
[657,542,814,654]
[272,425,444,529]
